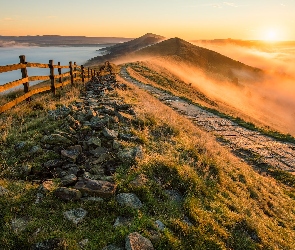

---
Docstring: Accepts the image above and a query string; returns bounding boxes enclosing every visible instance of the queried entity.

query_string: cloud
[202,3,223,8]
[223,2,238,7]
[3,18,14,21]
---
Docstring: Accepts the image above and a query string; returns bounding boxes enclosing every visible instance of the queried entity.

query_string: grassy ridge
[127,62,295,144]
[0,70,294,249]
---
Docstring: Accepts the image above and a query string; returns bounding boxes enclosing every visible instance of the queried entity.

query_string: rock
[125,232,154,250]
[89,165,104,176]
[119,134,140,142]
[114,216,132,227]
[87,137,102,147]
[183,216,193,227]
[102,245,124,250]
[84,109,97,120]
[44,159,64,169]
[90,147,108,157]
[74,179,116,198]
[48,105,71,120]
[115,103,132,111]
[102,128,118,139]
[81,196,104,202]
[60,174,77,186]
[29,145,43,155]
[130,174,148,188]
[31,238,66,250]
[165,190,184,203]
[116,193,143,209]
[90,116,105,129]
[78,239,89,249]
[64,208,87,225]
[41,134,72,146]
[11,217,29,233]
[61,145,82,163]
[14,141,27,150]
[35,192,44,204]
[155,220,166,231]
[0,185,8,196]
[54,187,81,201]
[38,180,54,194]
[118,146,143,163]
[66,115,81,129]
[20,164,32,177]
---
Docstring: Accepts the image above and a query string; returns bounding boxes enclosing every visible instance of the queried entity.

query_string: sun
[264,29,278,41]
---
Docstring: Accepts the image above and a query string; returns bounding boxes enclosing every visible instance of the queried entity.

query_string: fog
[150,44,295,135]
[118,42,295,135]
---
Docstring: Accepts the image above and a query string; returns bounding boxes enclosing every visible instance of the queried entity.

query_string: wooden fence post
[88,67,90,79]
[91,69,93,77]
[19,55,30,101]
[49,60,55,94]
[69,61,74,85]
[74,62,77,79]
[81,65,85,83]
[58,62,62,85]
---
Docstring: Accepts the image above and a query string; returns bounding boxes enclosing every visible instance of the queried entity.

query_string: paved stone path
[121,67,295,174]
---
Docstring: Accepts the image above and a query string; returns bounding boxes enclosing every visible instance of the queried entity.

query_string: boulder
[114,216,132,227]
[60,174,77,186]
[64,208,87,225]
[87,137,102,147]
[74,179,116,198]
[102,128,118,139]
[155,220,166,231]
[61,145,82,163]
[41,134,72,146]
[54,187,81,201]
[11,217,29,233]
[165,190,184,204]
[118,146,143,163]
[44,159,64,169]
[125,232,154,250]
[116,193,143,209]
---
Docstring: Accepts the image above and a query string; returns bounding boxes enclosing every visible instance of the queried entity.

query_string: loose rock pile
[31,70,154,249]
[38,73,142,201]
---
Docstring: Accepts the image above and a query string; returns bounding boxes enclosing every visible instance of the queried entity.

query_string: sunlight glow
[265,29,278,41]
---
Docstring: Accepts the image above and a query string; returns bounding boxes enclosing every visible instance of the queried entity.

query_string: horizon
[1,34,295,43]
[1,0,294,41]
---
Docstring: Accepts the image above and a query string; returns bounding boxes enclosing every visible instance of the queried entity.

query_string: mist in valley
[146,44,295,136]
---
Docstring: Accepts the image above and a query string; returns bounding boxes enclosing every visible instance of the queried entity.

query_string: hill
[132,37,263,83]
[86,33,166,65]
[0,35,132,47]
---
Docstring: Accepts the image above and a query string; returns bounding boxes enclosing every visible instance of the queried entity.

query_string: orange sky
[0,0,294,41]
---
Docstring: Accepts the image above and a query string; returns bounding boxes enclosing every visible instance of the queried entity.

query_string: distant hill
[86,33,165,65]
[133,37,263,83]
[0,35,132,47]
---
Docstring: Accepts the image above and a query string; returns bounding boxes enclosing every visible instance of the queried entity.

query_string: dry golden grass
[116,74,295,249]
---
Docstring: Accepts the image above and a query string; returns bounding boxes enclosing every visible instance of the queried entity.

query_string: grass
[126,62,295,144]
[0,67,295,249]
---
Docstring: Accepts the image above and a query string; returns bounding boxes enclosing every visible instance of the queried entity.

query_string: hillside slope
[133,37,263,83]
[87,33,165,65]
[0,67,295,249]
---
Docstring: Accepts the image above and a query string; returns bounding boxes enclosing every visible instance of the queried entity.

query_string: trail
[120,66,295,176]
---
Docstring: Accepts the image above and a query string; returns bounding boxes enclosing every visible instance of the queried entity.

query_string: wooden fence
[0,55,101,113]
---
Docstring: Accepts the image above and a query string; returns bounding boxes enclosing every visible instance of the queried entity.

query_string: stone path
[120,67,295,174]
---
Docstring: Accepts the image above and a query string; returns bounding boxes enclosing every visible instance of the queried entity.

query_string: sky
[0,0,294,40]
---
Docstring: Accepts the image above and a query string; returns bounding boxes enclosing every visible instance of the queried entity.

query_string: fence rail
[0,55,102,113]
